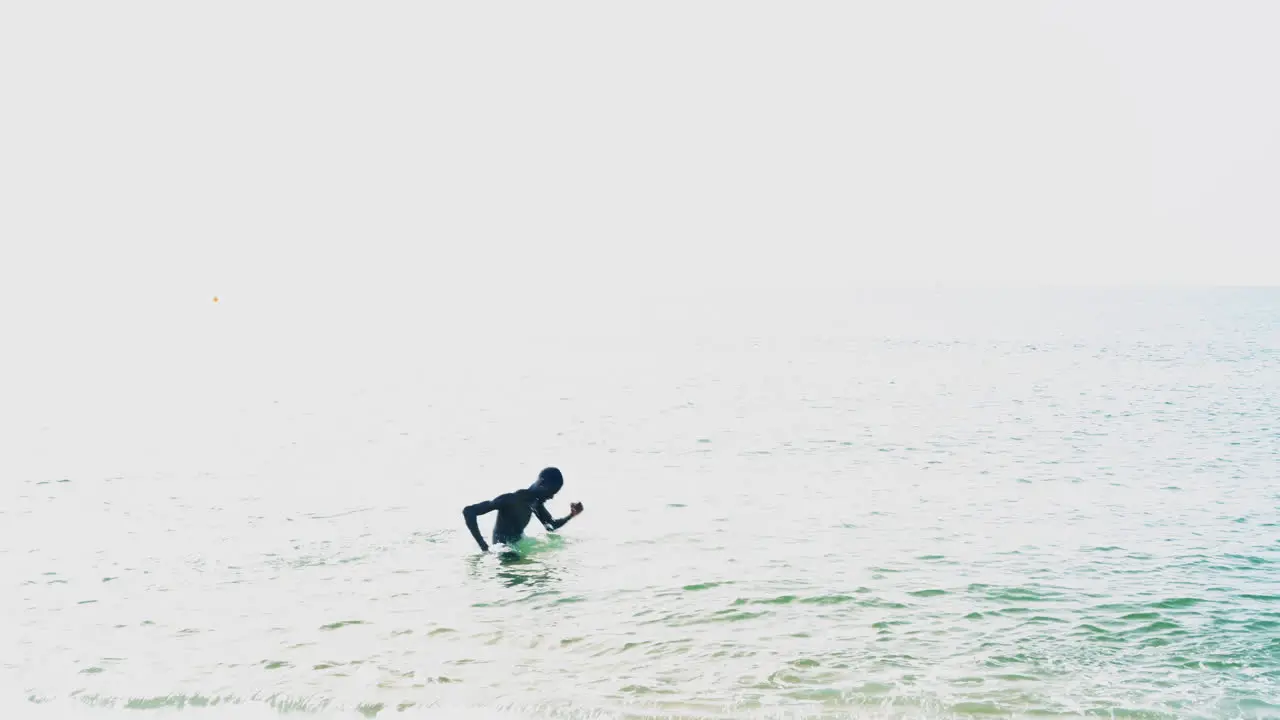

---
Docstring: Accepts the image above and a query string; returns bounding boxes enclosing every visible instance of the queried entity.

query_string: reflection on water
[496,562,557,589]
[466,536,566,589]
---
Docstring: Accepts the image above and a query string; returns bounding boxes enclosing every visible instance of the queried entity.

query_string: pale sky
[1,1,1277,332]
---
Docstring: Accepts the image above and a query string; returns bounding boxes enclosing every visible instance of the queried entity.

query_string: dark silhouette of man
[462,467,584,552]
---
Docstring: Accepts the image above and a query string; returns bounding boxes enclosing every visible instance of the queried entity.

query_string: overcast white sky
[2,1,1279,485]
[1,1,1277,332]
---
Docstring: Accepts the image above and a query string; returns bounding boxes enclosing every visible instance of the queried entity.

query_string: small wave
[1122,612,1162,621]
[799,594,857,604]
[733,595,797,605]
[1150,597,1205,608]
[319,620,366,631]
[681,581,726,591]
[1129,620,1181,634]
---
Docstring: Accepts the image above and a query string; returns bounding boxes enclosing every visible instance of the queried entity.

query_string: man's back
[486,490,537,544]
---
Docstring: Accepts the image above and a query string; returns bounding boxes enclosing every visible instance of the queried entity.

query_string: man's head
[529,466,563,500]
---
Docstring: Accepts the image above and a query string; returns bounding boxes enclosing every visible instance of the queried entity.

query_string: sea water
[3,288,1278,718]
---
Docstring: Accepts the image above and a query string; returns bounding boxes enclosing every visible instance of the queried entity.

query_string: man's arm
[533,501,583,532]
[462,498,498,551]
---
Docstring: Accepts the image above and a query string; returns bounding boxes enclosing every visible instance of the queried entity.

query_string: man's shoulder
[495,489,535,504]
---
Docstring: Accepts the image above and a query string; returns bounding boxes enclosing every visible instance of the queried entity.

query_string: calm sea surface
[4,288,1278,719]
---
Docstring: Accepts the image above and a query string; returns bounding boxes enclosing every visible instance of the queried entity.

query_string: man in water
[462,467,584,552]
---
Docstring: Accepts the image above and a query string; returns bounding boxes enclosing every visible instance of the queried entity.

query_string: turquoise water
[3,289,1279,718]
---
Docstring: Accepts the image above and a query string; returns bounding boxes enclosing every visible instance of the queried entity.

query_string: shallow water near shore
[4,288,1279,718]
